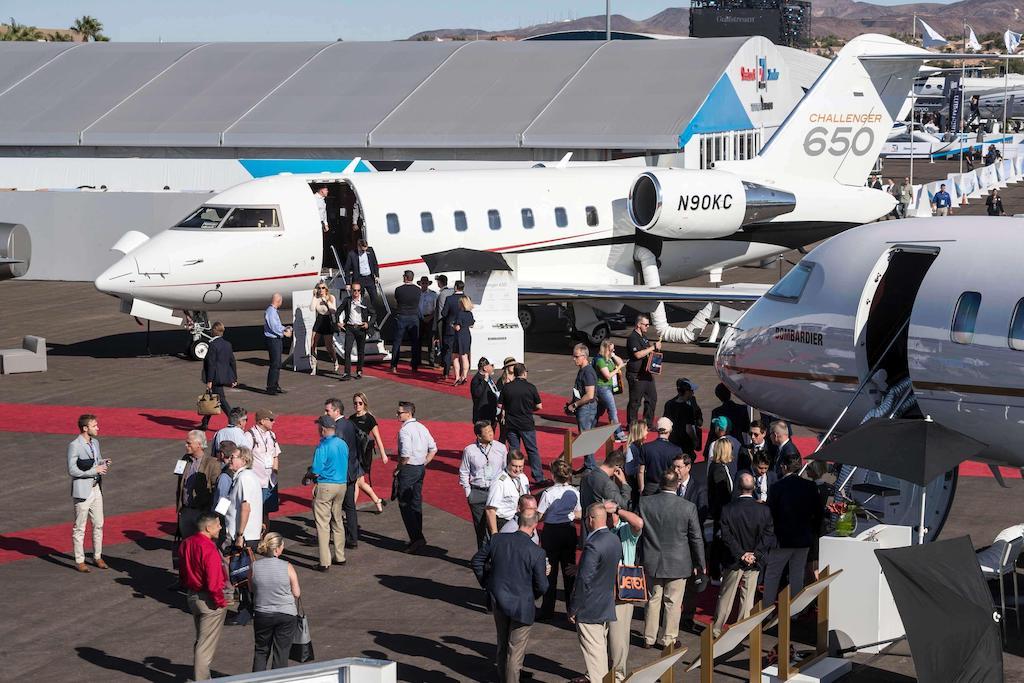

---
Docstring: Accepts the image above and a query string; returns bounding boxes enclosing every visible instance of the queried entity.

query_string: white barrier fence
[907,155,1024,217]
[208,658,397,683]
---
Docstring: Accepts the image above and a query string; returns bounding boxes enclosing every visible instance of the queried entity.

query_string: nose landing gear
[183,311,212,361]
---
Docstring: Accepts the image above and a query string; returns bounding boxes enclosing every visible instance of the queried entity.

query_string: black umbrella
[876,536,1003,683]
[813,416,987,543]
[813,417,987,487]
[422,248,512,274]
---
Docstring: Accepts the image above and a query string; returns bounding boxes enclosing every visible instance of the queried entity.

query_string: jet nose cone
[94,257,135,298]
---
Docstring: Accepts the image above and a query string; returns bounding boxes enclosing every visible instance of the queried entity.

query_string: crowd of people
[67,304,838,682]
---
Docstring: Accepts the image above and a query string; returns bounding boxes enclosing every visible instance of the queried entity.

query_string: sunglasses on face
[354,400,365,405]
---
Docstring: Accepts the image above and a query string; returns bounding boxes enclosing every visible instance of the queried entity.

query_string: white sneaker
[310,357,317,376]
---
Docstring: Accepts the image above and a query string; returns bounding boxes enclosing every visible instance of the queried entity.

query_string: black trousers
[626,374,657,427]
[467,487,490,549]
[343,478,359,546]
[200,384,231,428]
[440,333,455,375]
[343,325,367,374]
[265,336,283,391]
[396,464,425,542]
[252,611,297,671]
[539,523,577,618]
[762,546,810,606]
[355,276,378,313]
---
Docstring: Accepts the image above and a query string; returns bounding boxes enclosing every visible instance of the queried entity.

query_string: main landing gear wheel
[518,307,535,332]
[587,322,611,346]
[189,339,209,361]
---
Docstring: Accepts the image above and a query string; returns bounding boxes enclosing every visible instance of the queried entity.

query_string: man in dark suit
[748,452,778,503]
[200,322,236,430]
[470,357,499,427]
[639,470,705,648]
[762,452,822,605]
[472,511,548,683]
[711,472,776,638]
[344,239,379,302]
[738,420,769,474]
[637,417,682,496]
[768,420,800,477]
[325,398,361,550]
[337,281,376,380]
[568,503,623,683]
[711,383,751,445]
[438,279,466,379]
[579,451,631,531]
[673,452,709,633]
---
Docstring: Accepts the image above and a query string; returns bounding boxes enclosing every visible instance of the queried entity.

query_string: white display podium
[464,255,524,370]
[818,524,911,653]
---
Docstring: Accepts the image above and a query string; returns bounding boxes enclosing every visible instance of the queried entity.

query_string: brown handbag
[197,391,222,416]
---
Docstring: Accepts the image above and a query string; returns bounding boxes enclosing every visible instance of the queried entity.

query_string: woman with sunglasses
[350,392,388,513]
[309,282,338,375]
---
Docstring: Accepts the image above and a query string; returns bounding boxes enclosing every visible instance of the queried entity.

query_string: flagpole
[1005,30,1010,159]
[960,19,966,179]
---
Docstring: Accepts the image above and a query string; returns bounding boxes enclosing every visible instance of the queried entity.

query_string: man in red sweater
[180,511,227,681]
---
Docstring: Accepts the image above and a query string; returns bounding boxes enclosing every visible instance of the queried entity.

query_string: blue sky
[3,0,936,42]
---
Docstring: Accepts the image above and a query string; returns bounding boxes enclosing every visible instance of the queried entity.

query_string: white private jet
[715,217,1024,542]
[95,35,933,358]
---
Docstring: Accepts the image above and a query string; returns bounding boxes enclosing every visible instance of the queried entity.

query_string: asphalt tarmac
[1,256,1022,682]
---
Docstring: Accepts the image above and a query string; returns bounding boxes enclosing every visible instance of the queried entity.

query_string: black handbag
[264,483,280,514]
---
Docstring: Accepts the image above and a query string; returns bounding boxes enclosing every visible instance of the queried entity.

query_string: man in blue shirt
[308,415,349,571]
[932,183,952,216]
[263,293,292,395]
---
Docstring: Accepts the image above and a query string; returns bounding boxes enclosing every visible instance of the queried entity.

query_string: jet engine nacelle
[627,169,747,239]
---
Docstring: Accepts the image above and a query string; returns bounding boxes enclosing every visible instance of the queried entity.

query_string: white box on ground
[464,256,524,371]
[762,658,851,683]
[819,524,911,654]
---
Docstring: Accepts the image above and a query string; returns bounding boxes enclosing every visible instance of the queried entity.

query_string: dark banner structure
[876,536,1003,683]
[689,8,784,42]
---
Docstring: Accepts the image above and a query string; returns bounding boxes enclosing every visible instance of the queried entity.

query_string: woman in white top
[536,459,581,621]
[309,282,338,375]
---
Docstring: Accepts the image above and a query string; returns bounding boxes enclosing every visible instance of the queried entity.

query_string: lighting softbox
[876,536,1003,683]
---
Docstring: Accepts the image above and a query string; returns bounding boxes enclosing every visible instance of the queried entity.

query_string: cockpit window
[766,262,814,301]
[175,206,231,229]
[221,207,279,229]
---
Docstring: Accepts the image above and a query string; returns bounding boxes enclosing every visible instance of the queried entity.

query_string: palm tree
[71,15,104,42]
[1,18,42,41]
[50,31,74,42]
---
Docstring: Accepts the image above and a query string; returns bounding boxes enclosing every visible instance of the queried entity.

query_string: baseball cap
[676,378,698,392]
[315,415,335,429]
[255,408,275,422]
[711,415,730,431]
[656,417,673,433]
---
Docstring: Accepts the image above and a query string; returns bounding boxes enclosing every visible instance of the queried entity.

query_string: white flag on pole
[1005,29,1022,53]
[966,25,982,51]
[917,18,948,48]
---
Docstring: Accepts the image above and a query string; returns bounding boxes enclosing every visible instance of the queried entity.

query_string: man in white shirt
[314,186,329,233]
[486,452,530,535]
[224,447,264,550]
[212,407,253,453]
[459,421,508,548]
[247,409,281,527]
[395,401,437,554]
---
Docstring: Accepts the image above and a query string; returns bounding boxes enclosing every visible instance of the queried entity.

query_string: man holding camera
[68,414,109,573]
[566,344,599,471]
[579,450,632,535]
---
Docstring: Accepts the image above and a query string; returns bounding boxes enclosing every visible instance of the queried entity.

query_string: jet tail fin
[747,35,930,186]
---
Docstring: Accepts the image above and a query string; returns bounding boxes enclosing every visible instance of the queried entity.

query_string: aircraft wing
[517,283,769,304]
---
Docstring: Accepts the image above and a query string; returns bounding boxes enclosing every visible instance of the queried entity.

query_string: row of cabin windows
[950,291,1024,350]
[385,206,600,235]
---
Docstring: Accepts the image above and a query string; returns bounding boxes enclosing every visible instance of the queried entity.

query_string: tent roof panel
[369,41,601,148]
[523,38,750,149]
[0,42,78,95]
[224,42,464,148]
[0,43,200,145]
[83,43,330,146]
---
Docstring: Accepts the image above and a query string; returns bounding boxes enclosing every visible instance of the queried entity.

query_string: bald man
[263,293,291,395]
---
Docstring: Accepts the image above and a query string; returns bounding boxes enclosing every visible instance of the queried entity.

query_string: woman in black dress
[308,283,337,375]
[707,437,735,579]
[350,391,388,512]
[451,295,475,386]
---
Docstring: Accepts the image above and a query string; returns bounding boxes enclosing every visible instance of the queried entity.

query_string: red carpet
[0,399,1016,566]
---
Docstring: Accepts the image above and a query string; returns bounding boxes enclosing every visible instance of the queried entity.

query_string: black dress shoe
[315,565,329,572]
[332,559,346,566]
[340,374,352,381]
[344,541,358,549]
